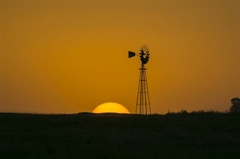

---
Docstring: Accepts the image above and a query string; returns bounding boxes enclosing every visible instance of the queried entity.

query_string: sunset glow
[1,0,239,114]
[92,102,130,114]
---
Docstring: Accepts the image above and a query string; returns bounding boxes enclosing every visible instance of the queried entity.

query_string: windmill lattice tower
[128,45,151,115]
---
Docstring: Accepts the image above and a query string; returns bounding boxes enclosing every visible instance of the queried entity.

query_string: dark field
[0,112,240,159]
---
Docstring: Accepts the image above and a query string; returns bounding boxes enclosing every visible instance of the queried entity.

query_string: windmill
[128,45,151,115]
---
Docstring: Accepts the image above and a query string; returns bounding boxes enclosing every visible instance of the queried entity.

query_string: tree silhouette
[230,97,240,113]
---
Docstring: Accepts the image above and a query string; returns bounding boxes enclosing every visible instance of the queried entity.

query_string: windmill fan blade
[128,51,136,58]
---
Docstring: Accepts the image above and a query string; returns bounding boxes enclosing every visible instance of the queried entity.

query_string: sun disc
[92,102,130,114]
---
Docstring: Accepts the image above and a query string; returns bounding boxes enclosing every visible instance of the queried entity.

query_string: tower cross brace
[136,64,151,114]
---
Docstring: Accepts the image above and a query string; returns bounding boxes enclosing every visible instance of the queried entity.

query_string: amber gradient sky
[1,0,239,114]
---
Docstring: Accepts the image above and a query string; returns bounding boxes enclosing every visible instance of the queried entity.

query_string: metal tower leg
[135,65,151,115]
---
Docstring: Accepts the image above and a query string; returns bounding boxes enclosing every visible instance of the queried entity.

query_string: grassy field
[0,112,240,159]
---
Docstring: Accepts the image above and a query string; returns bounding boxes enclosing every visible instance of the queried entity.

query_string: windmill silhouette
[128,45,151,115]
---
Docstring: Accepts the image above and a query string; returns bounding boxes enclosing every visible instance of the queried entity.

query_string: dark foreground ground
[0,112,240,159]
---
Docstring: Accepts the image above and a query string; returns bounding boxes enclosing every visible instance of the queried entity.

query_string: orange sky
[1,0,239,114]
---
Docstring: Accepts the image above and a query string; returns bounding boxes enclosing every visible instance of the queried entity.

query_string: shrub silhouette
[230,97,240,113]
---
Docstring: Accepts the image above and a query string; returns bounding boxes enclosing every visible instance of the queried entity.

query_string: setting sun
[92,102,130,114]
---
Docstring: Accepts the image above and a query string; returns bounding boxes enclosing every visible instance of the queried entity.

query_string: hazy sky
[1,0,239,114]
